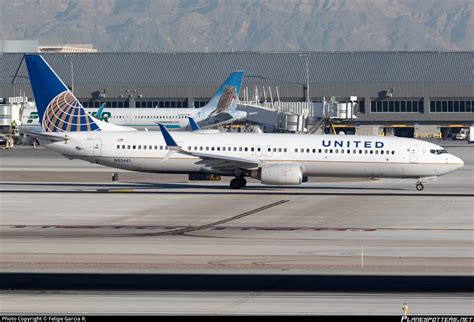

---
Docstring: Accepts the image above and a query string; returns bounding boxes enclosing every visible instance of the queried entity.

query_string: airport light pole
[62,54,75,94]
[299,53,310,103]
[67,55,74,95]
[71,56,74,95]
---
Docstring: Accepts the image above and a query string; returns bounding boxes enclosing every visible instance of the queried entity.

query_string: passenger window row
[94,115,189,119]
[115,144,395,155]
[186,146,289,153]
[116,145,289,153]
[117,145,168,150]
[134,115,190,119]
[294,148,395,155]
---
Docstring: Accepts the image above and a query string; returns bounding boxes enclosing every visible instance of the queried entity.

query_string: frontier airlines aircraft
[24,55,464,190]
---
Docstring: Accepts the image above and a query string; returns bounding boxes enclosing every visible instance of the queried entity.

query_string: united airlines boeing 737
[24,54,464,190]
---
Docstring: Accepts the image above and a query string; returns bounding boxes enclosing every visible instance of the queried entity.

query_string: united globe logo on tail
[43,91,100,132]
[25,54,102,133]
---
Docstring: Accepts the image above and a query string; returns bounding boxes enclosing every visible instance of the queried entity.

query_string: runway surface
[1,142,473,275]
[0,141,473,314]
[2,291,472,315]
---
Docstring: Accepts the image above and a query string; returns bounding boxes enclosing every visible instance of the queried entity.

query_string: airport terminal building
[0,51,473,137]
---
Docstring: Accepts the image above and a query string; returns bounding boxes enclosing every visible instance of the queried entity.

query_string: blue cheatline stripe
[124,124,181,128]
[164,124,182,129]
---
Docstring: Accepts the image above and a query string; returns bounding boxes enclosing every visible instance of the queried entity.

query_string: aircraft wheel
[230,178,242,189]
[240,177,247,187]
[415,182,424,191]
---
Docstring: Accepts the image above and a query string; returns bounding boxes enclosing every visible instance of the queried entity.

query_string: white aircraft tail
[24,54,134,133]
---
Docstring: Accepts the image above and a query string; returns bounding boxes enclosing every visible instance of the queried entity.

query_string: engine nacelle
[252,164,303,185]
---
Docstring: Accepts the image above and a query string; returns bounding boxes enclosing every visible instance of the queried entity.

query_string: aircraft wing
[157,123,260,170]
[20,129,69,142]
[184,150,261,170]
[198,112,234,127]
[198,112,250,129]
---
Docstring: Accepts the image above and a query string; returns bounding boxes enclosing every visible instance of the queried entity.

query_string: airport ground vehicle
[0,134,14,149]
[456,128,469,140]
[468,127,474,143]
[23,54,464,191]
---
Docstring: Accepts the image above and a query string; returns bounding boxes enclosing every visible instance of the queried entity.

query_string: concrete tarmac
[0,140,473,314]
[0,142,472,275]
[1,291,473,315]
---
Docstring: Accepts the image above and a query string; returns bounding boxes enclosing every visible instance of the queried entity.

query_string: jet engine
[252,164,303,185]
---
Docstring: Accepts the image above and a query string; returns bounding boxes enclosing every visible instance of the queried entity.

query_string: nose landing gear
[415,176,438,191]
[415,182,424,191]
[230,176,247,189]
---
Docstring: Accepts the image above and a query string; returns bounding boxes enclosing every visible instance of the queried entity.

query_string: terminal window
[134,100,188,108]
[430,100,473,113]
[80,100,128,108]
[193,100,210,108]
[371,100,423,113]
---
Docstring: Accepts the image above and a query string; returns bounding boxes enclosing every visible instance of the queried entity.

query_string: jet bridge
[307,97,359,134]
[237,101,317,133]
[232,90,359,134]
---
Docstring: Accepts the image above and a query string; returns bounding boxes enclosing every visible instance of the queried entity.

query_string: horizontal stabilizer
[20,129,69,142]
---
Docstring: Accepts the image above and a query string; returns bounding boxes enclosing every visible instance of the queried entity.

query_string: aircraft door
[409,145,418,163]
[125,113,132,125]
[256,145,263,157]
[93,138,102,157]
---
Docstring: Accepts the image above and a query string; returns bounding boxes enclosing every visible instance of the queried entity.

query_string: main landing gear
[230,176,247,189]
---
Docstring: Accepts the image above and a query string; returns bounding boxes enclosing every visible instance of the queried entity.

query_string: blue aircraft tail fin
[200,71,244,115]
[24,54,101,132]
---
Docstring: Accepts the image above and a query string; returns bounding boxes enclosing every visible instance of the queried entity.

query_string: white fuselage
[38,131,464,179]
[20,106,247,131]
[21,107,198,130]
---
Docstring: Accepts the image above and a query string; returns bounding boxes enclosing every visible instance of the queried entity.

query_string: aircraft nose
[450,155,464,170]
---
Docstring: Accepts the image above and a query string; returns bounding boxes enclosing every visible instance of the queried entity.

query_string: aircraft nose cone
[451,155,464,170]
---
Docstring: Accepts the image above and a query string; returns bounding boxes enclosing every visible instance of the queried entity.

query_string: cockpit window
[430,149,448,155]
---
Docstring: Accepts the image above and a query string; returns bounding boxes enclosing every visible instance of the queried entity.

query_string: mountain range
[1,0,472,52]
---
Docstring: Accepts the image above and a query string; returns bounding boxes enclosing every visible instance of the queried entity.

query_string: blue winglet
[158,123,178,147]
[95,103,106,118]
[188,117,200,131]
